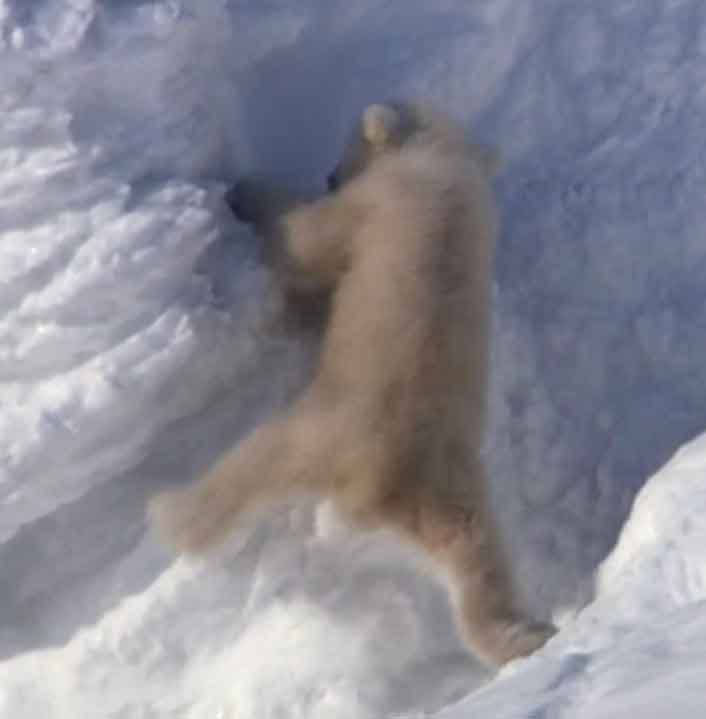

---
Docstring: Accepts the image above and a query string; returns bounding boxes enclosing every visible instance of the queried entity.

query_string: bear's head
[327,101,500,191]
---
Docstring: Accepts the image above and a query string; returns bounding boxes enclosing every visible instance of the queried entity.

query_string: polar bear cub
[150,101,555,666]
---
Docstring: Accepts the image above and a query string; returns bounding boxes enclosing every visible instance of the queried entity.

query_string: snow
[1,0,706,717]
[440,437,706,718]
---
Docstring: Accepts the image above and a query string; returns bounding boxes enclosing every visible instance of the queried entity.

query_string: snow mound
[442,436,706,718]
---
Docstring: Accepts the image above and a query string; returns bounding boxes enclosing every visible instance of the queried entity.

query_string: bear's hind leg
[149,417,293,554]
[149,397,343,555]
[379,489,555,667]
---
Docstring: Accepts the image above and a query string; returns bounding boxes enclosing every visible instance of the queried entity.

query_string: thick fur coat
[150,102,554,666]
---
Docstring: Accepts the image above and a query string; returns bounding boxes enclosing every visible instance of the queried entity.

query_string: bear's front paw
[224,177,273,225]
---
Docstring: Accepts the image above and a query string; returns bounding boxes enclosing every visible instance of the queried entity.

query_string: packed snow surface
[2,0,706,717]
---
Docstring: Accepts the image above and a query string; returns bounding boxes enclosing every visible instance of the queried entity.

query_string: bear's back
[317,144,495,450]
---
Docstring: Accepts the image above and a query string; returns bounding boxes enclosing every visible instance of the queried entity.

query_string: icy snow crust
[2,0,706,716]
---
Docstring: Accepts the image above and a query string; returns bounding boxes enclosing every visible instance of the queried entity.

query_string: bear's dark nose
[327,173,339,192]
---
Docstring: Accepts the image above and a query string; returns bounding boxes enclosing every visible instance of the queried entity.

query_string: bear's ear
[362,104,400,147]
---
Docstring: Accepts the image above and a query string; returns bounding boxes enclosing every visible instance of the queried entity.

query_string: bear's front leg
[226,176,353,294]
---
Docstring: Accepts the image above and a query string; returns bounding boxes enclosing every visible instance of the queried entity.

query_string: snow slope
[2,0,706,716]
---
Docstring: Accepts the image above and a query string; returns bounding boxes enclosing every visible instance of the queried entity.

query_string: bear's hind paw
[148,486,224,556]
